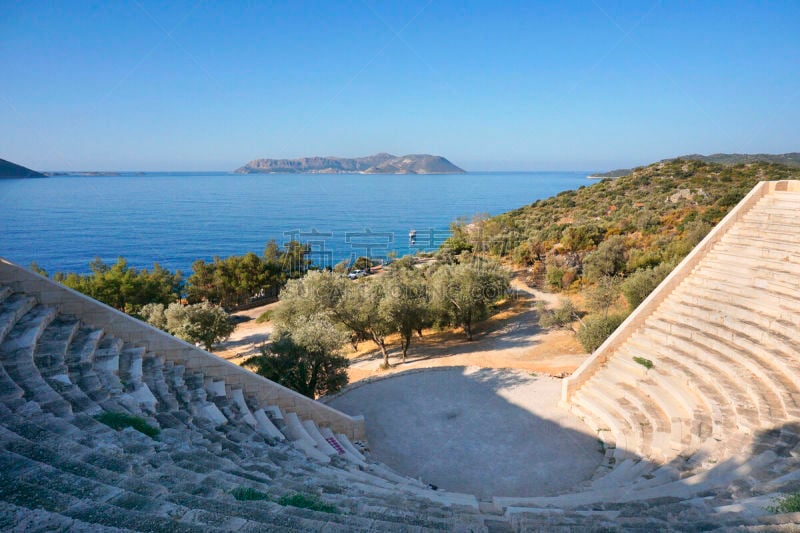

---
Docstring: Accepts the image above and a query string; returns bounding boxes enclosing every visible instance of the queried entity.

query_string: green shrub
[94,412,160,439]
[545,264,566,290]
[582,236,627,281]
[537,299,578,330]
[231,487,269,501]
[767,492,800,514]
[278,493,337,514]
[621,262,674,310]
[633,356,654,370]
[255,310,273,323]
[576,313,626,353]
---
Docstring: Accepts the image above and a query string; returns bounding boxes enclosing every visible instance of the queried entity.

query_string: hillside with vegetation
[675,152,800,168]
[442,159,800,351]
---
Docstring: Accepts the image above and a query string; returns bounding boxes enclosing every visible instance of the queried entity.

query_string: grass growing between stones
[767,492,800,513]
[278,493,338,514]
[94,412,160,439]
[231,487,269,501]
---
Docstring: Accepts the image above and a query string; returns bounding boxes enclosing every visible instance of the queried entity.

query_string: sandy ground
[327,367,602,497]
[215,270,589,380]
[215,301,279,366]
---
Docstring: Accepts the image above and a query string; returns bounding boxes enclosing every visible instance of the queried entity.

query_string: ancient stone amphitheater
[2,180,800,531]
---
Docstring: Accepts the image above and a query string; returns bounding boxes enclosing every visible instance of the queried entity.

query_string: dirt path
[344,276,587,382]
[215,301,279,366]
[214,271,589,381]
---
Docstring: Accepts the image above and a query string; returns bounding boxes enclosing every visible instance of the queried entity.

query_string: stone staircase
[4,181,800,530]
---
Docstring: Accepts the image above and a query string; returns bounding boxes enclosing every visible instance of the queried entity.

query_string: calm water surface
[0,171,590,274]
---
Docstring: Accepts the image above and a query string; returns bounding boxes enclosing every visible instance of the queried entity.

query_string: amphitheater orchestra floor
[327,366,603,499]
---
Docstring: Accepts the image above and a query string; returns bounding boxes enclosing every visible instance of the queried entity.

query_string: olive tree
[142,301,234,352]
[273,270,394,364]
[430,258,510,341]
[245,313,349,398]
[379,267,429,362]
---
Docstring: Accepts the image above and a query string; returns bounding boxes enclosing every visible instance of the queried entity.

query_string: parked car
[348,269,366,280]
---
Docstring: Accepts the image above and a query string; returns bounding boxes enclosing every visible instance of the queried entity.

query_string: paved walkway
[327,367,603,498]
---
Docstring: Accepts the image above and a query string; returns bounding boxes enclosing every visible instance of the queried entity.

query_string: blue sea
[0,171,589,274]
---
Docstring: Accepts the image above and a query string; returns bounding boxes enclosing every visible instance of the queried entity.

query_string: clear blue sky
[2,1,798,171]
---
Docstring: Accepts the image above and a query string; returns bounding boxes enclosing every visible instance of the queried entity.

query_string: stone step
[142,355,179,412]
[0,500,136,532]
[708,247,800,278]
[676,278,799,346]
[118,346,145,388]
[572,389,634,462]
[302,419,339,456]
[253,408,285,440]
[0,305,64,412]
[699,257,800,298]
[647,313,779,425]
[607,345,699,425]
[0,285,12,304]
[228,388,258,428]
[715,237,800,264]
[283,411,319,450]
[204,378,226,399]
[630,330,745,436]
[586,458,656,490]
[32,316,79,380]
[320,427,366,466]
[744,206,800,223]
[583,377,653,459]
[612,369,693,453]
[683,270,800,326]
[620,338,720,445]
[92,336,125,396]
[0,294,37,347]
[657,300,798,418]
[335,431,367,462]
[0,304,57,353]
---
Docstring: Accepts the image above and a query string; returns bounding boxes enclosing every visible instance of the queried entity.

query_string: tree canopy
[245,313,349,398]
[140,301,234,352]
[53,257,181,314]
[430,258,510,341]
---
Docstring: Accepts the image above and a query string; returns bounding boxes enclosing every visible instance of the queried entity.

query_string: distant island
[44,171,126,177]
[0,158,44,179]
[235,153,465,175]
[587,168,632,179]
[588,152,800,180]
